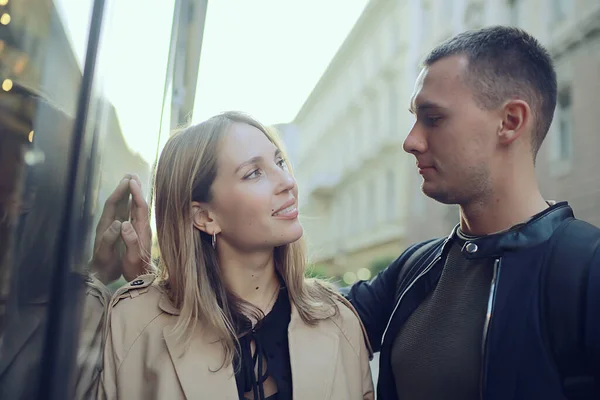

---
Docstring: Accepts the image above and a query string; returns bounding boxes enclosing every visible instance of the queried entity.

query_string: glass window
[0,0,206,398]
[0,1,95,397]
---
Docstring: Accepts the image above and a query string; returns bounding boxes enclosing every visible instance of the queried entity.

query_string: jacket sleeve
[342,240,436,352]
[97,310,118,400]
[360,329,375,400]
[74,274,112,400]
[585,245,600,384]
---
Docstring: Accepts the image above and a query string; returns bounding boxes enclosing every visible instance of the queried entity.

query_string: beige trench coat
[98,274,374,400]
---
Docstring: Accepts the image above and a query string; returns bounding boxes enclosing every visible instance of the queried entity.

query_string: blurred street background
[1,0,598,396]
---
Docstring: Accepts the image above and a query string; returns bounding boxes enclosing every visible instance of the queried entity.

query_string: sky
[54,0,369,163]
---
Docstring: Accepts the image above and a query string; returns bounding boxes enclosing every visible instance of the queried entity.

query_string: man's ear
[498,99,530,146]
[191,201,221,235]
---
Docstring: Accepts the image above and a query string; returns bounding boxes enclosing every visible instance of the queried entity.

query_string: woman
[99,111,374,400]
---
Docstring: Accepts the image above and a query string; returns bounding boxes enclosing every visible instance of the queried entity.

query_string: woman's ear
[191,201,221,235]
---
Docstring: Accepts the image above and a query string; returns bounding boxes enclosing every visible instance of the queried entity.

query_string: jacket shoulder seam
[114,310,164,375]
[329,293,370,358]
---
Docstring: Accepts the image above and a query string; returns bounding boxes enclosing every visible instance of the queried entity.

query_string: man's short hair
[424,26,557,157]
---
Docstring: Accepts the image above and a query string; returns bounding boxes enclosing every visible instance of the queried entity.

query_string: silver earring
[212,232,216,249]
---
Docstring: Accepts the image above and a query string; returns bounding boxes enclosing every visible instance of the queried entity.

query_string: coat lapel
[159,295,238,399]
[163,325,238,399]
[288,305,339,400]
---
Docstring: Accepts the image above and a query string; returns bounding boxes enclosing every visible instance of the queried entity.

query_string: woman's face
[206,122,302,252]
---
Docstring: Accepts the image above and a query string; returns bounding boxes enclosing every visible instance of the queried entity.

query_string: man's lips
[416,163,436,175]
[417,162,435,170]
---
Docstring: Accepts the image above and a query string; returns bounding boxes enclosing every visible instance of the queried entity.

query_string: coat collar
[446,201,574,259]
[160,294,340,400]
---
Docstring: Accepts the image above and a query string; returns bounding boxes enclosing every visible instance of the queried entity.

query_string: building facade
[293,0,416,278]
[294,0,600,278]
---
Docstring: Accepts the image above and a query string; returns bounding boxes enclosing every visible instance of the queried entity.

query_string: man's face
[404,55,499,205]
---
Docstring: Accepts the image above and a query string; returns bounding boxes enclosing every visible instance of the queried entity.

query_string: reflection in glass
[1,0,208,398]
[0,0,90,397]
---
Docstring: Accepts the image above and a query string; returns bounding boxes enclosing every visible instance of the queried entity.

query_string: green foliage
[305,263,330,279]
[369,256,396,277]
[107,276,127,292]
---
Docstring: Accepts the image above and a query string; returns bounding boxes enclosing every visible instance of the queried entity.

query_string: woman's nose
[277,169,296,193]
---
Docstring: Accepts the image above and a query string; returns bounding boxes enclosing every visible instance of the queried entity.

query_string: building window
[367,179,376,227]
[420,0,432,43]
[370,102,380,139]
[552,0,570,22]
[388,84,398,136]
[344,192,352,237]
[351,187,360,233]
[335,196,343,238]
[464,2,484,29]
[371,41,380,76]
[389,15,400,54]
[354,114,363,157]
[386,169,396,220]
[557,87,573,161]
[348,121,356,159]
[507,0,520,26]
[441,0,454,22]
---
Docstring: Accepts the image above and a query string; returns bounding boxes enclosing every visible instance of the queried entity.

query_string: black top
[391,233,494,400]
[234,286,293,400]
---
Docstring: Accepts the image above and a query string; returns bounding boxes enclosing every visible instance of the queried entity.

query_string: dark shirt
[391,233,494,400]
[234,286,293,400]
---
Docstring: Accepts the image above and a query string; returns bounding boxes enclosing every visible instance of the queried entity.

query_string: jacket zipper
[381,255,442,344]
[480,258,501,400]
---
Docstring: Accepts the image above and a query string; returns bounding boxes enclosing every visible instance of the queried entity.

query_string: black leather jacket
[346,202,600,399]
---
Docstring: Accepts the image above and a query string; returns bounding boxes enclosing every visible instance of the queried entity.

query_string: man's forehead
[410,56,469,109]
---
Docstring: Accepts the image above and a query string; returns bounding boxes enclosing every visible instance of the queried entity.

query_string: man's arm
[585,245,600,384]
[342,239,436,352]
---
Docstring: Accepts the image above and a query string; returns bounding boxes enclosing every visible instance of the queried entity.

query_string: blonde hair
[154,111,338,367]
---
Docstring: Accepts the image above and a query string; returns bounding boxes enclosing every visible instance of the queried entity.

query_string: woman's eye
[244,169,261,179]
[277,159,288,169]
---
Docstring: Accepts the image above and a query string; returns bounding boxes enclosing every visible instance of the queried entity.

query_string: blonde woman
[99,112,374,400]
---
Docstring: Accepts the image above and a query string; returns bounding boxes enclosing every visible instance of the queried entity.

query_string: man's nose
[403,124,427,155]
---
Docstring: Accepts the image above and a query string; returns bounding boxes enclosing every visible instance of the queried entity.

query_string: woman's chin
[277,224,304,246]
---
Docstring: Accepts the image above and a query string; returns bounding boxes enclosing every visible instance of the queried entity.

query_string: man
[345,26,600,400]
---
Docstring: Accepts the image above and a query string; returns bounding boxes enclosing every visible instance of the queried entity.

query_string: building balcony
[380,129,405,153]
[307,172,341,200]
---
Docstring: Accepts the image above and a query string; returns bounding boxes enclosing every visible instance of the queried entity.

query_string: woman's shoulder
[321,285,374,359]
[107,274,173,332]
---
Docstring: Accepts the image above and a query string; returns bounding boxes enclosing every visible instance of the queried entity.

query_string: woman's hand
[90,174,153,284]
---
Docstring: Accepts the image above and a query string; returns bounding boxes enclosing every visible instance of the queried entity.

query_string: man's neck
[459,185,549,236]
[217,244,279,312]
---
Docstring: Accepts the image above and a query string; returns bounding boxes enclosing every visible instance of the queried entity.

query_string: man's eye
[424,116,442,126]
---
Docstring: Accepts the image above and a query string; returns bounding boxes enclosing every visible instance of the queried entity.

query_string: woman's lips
[273,204,298,219]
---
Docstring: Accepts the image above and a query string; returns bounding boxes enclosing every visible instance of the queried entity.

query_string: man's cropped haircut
[424,26,557,157]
